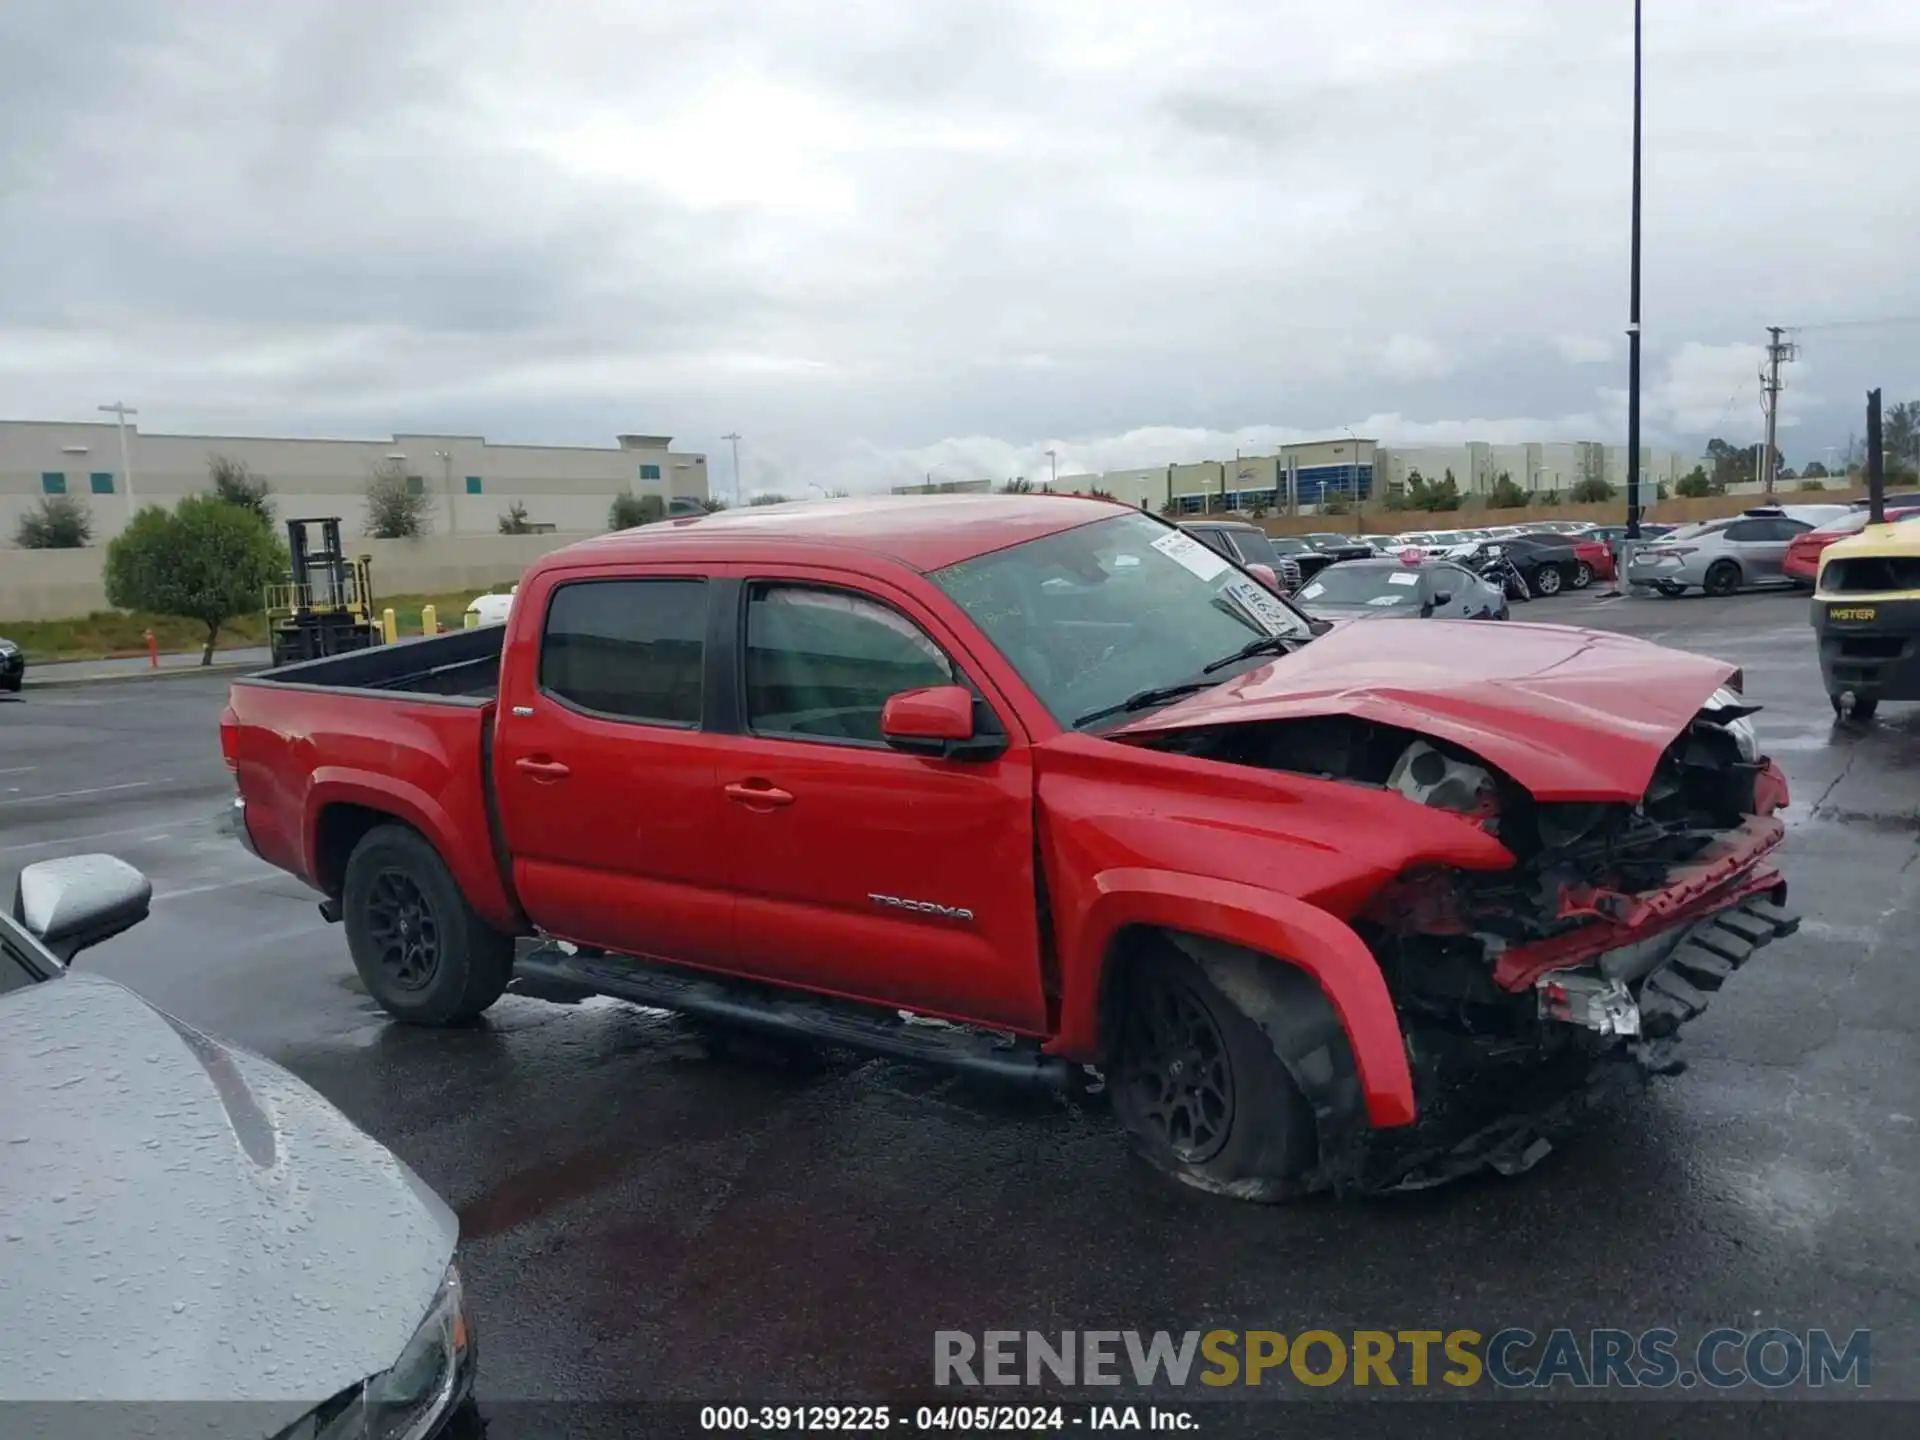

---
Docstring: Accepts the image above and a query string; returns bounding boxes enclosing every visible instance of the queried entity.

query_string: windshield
[932,512,1312,729]
[1295,564,1424,607]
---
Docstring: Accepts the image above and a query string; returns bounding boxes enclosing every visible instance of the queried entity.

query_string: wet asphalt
[3,588,1917,1425]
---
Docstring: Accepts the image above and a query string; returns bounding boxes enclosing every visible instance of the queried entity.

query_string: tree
[1486,472,1529,509]
[748,492,793,507]
[1887,400,1920,470]
[1319,495,1351,516]
[1000,477,1034,494]
[1570,476,1616,504]
[364,460,429,538]
[1797,477,1828,492]
[14,494,93,548]
[1656,481,1670,501]
[1703,438,1779,492]
[1406,469,1462,512]
[609,492,665,529]
[104,496,287,665]
[1802,460,1830,479]
[498,501,534,534]
[1158,499,1179,518]
[1675,465,1714,498]
[207,455,274,526]
[697,497,730,513]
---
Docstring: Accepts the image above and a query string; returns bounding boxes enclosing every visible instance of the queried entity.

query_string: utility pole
[722,432,743,506]
[1624,0,1643,542]
[433,448,456,533]
[1759,326,1796,494]
[97,402,138,510]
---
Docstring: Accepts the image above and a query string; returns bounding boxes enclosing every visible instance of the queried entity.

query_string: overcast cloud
[3,0,1917,494]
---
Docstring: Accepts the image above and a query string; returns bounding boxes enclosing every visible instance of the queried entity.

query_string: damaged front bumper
[1331,890,1801,1195]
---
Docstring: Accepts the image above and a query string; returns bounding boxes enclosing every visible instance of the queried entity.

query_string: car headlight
[303,1264,471,1440]
[1704,686,1759,762]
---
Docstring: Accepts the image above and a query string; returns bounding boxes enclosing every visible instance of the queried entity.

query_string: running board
[512,945,1074,1089]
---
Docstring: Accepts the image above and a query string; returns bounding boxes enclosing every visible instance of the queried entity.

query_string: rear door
[1723,517,1809,583]
[493,567,737,967]
[708,568,1050,1032]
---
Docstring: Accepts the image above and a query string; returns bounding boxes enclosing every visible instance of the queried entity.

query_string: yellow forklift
[264,517,384,667]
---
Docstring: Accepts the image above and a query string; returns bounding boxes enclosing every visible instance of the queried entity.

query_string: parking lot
[5,586,1919,1422]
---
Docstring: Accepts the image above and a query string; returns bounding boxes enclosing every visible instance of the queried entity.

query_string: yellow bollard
[382,608,397,644]
[464,608,478,629]
[421,604,438,636]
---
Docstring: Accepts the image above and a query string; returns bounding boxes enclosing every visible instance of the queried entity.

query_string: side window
[1187,528,1233,560]
[1723,520,1771,542]
[745,584,952,744]
[539,578,707,726]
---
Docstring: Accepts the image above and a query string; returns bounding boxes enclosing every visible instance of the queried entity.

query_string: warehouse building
[0,419,710,545]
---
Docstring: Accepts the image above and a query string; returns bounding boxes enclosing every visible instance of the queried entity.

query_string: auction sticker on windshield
[1388,572,1420,586]
[1151,531,1229,582]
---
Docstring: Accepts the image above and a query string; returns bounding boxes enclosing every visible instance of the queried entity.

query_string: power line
[1786,315,1920,335]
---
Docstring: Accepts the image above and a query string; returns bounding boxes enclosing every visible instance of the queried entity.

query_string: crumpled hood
[1114,619,1738,802]
[0,971,456,1424]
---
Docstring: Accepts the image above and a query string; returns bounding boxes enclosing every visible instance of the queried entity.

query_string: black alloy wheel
[1703,560,1742,597]
[1115,968,1235,1163]
[362,868,442,991]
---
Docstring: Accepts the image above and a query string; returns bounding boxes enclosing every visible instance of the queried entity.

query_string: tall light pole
[722,432,743,506]
[98,402,137,510]
[1044,449,1057,491]
[433,448,456,533]
[1624,0,1643,542]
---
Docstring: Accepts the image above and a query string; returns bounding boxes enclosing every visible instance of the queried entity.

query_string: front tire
[1110,943,1317,1202]
[0,674,20,693]
[343,824,514,1025]
[1703,560,1741,597]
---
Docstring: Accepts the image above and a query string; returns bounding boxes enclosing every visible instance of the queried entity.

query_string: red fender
[304,769,520,932]
[1047,868,1417,1129]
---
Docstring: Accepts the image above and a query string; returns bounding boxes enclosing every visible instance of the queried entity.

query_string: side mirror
[13,854,152,963]
[1244,563,1282,593]
[880,685,1006,762]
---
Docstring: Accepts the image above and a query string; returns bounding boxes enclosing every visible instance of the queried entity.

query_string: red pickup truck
[223,496,1797,1199]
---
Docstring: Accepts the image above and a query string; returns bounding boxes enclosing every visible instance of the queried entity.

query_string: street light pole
[1624,0,1643,543]
[98,402,138,510]
[1045,449,1057,491]
[433,448,455,534]
[722,432,743,506]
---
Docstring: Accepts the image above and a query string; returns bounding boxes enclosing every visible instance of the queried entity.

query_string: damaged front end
[1144,685,1800,1194]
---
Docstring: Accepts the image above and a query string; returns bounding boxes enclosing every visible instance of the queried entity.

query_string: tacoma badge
[869,893,975,923]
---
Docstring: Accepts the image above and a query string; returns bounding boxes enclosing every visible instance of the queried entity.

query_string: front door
[710,573,1049,1033]
[493,569,736,968]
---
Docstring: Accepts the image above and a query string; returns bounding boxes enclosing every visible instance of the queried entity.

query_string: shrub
[365,460,429,538]
[1486,473,1530,509]
[14,494,94,548]
[1570,477,1617,504]
[498,501,533,534]
[609,492,666,529]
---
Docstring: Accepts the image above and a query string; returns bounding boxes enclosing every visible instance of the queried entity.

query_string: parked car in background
[1299,532,1376,564]
[1626,511,1819,596]
[1462,534,1583,596]
[0,635,22,692]
[0,854,478,1435]
[1783,507,1920,585]
[465,586,518,627]
[1291,557,1509,621]
[1570,536,1615,588]
[1181,520,1310,591]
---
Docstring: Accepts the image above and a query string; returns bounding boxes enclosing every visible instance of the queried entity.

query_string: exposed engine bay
[1135,689,1799,1192]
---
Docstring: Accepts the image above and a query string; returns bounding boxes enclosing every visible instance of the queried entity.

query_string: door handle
[724,780,794,808]
[515,757,572,781]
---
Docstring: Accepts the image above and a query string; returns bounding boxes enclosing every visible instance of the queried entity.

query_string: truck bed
[226,622,521,931]
[250,625,502,698]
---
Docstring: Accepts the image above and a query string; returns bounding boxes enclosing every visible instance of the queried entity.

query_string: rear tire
[342,824,514,1026]
[1703,560,1741,597]
[1532,565,1564,597]
[1110,942,1317,1202]
[1573,561,1594,590]
[0,674,19,693]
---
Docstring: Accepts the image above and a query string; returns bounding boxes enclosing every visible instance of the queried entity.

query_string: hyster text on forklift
[265,517,384,668]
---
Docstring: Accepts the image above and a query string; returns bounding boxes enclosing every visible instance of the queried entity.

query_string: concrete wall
[0,531,594,622]
[1,420,708,547]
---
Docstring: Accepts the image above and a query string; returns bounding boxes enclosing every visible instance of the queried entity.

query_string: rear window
[1297,565,1423,607]
[539,578,707,725]
[1824,556,1920,594]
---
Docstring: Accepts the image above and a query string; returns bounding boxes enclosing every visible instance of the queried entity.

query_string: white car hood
[0,972,456,1425]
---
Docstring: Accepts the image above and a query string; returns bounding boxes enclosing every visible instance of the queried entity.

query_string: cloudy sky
[4,0,1918,494]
